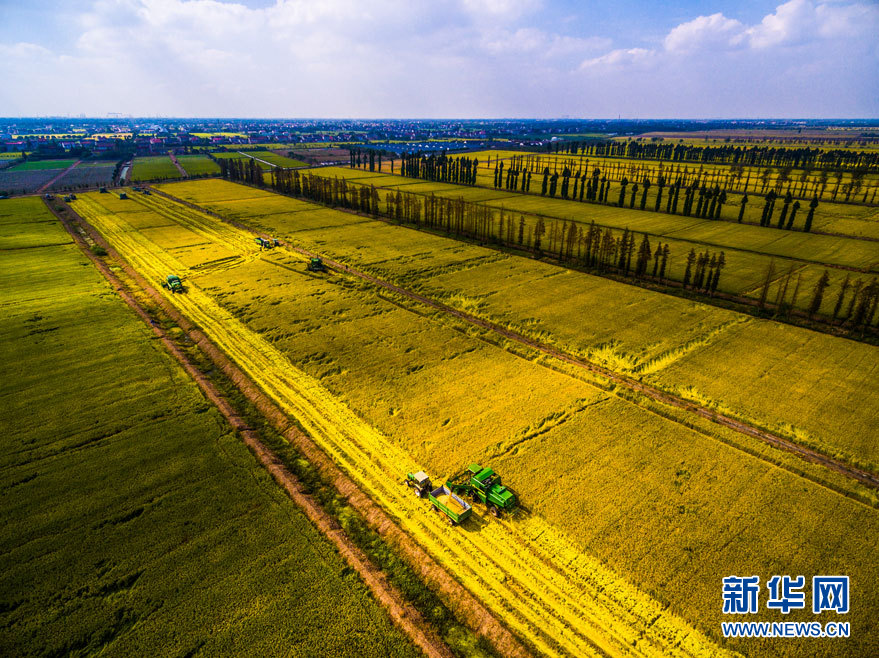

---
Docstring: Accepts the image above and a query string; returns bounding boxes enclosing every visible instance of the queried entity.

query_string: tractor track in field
[45,198,458,658]
[70,191,736,658]
[148,185,879,493]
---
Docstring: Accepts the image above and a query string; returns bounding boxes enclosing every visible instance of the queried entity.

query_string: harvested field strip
[75,193,732,658]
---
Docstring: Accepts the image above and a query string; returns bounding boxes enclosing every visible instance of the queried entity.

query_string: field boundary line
[147,187,879,493]
[49,197,534,658]
[36,159,81,193]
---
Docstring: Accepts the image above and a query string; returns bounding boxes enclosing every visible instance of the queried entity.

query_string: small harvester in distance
[447,463,517,518]
[99,187,108,193]
[255,237,281,250]
[306,256,327,272]
[161,274,184,293]
[119,192,128,200]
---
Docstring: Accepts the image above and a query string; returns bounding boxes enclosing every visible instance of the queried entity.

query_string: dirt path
[36,159,81,193]
[148,186,879,493]
[169,153,188,178]
[46,199,457,658]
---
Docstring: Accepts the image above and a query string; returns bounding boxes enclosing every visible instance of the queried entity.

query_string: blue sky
[1,0,877,118]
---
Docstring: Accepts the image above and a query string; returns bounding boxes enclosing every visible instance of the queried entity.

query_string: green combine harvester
[405,462,517,525]
[306,257,326,272]
[447,464,517,518]
[161,274,184,293]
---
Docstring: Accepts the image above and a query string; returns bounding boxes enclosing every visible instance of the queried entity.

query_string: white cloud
[0,42,54,58]
[580,48,654,70]
[660,0,879,54]
[664,13,744,53]
[0,0,876,118]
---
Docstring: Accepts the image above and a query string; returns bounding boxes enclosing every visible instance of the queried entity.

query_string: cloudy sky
[1,0,877,118]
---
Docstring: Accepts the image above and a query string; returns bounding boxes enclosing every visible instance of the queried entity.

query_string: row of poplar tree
[362,151,823,233]
[543,139,878,172]
[249,165,691,289]
[756,264,879,331]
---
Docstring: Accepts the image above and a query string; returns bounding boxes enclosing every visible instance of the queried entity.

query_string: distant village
[2,117,875,162]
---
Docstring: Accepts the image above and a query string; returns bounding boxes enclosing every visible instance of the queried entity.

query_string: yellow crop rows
[74,192,734,658]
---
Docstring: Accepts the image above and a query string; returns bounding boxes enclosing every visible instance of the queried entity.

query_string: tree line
[500,154,874,204]
[495,160,821,232]
[544,139,879,172]
[252,166,691,290]
[220,161,879,332]
[756,262,878,332]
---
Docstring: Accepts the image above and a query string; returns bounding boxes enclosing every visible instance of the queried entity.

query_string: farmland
[177,154,221,176]
[49,162,115,190]
[129,155,182,182]
[0,197,420,657]
[0,168,63,195]
[71,182,879,657]
[293,166,879,316]
[161,179,879,474]
[213,149,308,169]
[7,158,77,171]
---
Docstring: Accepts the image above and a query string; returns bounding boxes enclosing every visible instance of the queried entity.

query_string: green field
[214,150,308,170]
[242,149,308,168]
[130,156,182,182]
[177,154,221,176]
[8,158,75,171]
[0,196,419,657]
[82,182,879,657]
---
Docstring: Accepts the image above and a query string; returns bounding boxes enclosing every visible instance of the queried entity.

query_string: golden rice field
[72,184,879,658]
[160,180,879,474]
